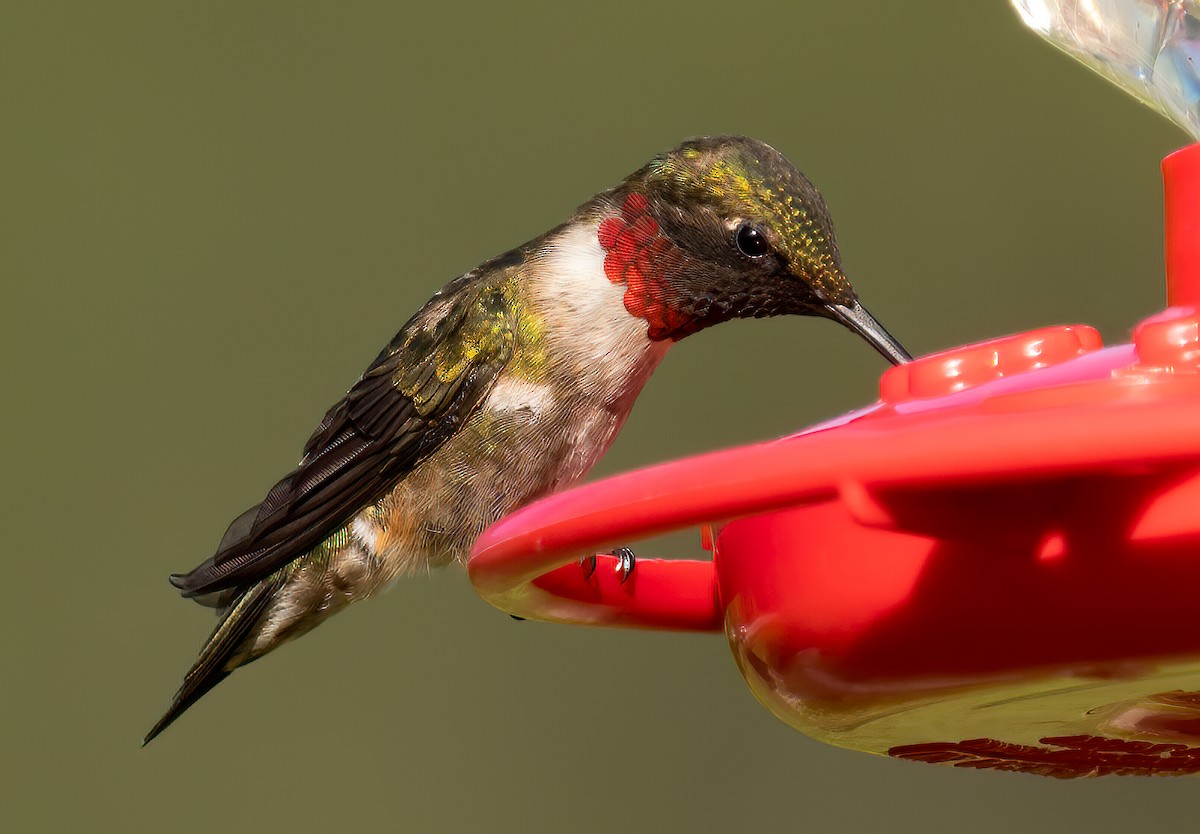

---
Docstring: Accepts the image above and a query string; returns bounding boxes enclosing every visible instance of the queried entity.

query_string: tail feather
[144,579,278,745]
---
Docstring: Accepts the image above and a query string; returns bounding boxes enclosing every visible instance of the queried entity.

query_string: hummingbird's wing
[169,275,518,598]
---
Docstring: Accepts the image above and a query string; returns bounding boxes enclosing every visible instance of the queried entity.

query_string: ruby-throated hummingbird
[146,135,911,744]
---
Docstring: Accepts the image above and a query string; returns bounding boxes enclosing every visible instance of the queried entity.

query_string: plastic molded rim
[469,347,1200,628]
[468,143,1200,633]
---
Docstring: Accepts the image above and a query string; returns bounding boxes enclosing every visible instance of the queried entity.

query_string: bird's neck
[594,191,694,340]
[526,216,671,397]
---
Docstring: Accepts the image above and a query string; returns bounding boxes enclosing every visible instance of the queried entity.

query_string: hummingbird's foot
[578,548,636,583]
[580,553,597,581]
[614,547,636,584]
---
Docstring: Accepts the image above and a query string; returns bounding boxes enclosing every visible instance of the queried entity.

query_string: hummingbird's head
[603,135,910,364]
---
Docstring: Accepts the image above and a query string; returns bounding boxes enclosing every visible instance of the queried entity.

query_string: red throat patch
[597,192,688,340]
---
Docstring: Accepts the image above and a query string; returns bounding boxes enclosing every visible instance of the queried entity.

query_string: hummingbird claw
[579,549,635,582]
[580,553,597,581]
[614,547,636,584]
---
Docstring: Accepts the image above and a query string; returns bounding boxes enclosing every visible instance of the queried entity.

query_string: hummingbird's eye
[735,223,770,258]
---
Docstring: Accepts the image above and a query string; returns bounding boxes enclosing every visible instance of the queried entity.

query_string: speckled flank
[241,223,668,663]
[148,135,887,743]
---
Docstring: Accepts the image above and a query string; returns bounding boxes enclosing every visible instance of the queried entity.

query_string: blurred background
[3,1,1193,831]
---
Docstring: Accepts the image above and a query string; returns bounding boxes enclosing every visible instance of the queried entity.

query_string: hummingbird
[145,135,911,744]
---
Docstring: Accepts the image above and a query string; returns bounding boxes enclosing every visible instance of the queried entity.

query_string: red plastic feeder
[468,145,1200,777]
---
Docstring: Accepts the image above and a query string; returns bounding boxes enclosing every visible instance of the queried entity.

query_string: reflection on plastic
[1012,0,1200,138]
[890,733,1200,778]
[468,145,1200,777]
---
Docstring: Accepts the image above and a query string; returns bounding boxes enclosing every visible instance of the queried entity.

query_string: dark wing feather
[143,575,281,744]
[170,276,518,597]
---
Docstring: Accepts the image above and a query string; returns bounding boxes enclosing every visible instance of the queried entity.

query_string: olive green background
[5,1,1195,831]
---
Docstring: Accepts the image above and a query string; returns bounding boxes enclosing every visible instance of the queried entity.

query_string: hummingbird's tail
[143,577,280,746]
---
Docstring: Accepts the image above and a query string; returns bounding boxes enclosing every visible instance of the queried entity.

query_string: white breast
[529,220,670,399]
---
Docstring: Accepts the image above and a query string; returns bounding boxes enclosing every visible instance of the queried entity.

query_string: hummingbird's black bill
[827,300,912,365]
